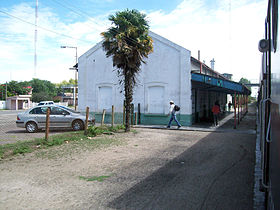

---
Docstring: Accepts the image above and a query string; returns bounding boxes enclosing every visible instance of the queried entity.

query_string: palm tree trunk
[124,70,133,132]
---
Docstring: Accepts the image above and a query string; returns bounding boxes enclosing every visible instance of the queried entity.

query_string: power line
[0,10,94,44]
[44,0,103,32]
[49,0,146,47]
[50,0,104,29]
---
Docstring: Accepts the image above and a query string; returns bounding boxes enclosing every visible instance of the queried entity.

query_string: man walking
[167,100,181,129]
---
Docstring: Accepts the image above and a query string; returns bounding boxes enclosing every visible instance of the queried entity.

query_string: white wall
[78,31,192,115]
[0,101,6,109]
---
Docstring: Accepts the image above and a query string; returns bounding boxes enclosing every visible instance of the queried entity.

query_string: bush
[87,125,125,137]
[32,92,53,103]
[13,145,32,155]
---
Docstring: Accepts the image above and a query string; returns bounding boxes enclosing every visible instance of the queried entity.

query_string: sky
[0,0,267,86]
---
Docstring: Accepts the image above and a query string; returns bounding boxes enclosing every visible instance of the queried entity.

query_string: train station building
[78,31,250,126]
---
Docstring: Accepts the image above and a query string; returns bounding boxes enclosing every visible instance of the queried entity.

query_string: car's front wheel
[26,122,38,133]
[72,120,84,131]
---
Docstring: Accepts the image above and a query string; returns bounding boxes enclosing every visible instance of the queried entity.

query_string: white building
[78,31,250,126]
[78,31,193,126]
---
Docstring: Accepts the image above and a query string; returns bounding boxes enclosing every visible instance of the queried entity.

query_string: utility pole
[5,81,7,101]
[34,0,38,78]
[61,46,78,110]
[75,47,77,111]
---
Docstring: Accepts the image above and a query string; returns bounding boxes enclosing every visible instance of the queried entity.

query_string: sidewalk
[135,104,256,134]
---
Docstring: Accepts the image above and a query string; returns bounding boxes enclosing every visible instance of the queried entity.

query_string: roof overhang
[191,73,251,95]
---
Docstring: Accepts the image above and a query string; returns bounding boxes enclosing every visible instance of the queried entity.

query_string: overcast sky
[0,0,267,84]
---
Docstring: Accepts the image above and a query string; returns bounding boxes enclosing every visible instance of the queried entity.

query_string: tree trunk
[124,70,133,132]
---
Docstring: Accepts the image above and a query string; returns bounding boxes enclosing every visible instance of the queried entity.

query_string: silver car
[16,105,94,133]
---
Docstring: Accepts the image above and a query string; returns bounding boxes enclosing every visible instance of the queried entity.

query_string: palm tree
[101,9,153,132]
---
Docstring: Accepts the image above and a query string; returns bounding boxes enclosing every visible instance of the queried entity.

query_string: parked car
[16,105,94,133]
[38,101,54,106]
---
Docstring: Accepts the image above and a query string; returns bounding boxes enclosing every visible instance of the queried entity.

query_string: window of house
[148,86,164,114]
[98,86,113,110]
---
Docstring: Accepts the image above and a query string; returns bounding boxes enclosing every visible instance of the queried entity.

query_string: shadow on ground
[103,105,257,209]
[105,131,255,210]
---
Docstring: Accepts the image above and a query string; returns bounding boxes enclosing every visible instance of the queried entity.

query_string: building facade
[78,31,193,126]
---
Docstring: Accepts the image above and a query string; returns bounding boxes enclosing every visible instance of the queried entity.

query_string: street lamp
[61,45,78,110]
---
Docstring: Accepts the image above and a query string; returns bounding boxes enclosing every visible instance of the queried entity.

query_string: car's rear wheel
[72,120,84,131]
[26,122,38,133]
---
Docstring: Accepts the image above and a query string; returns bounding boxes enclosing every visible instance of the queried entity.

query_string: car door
[29,107,47,128]
[50,107,71,128]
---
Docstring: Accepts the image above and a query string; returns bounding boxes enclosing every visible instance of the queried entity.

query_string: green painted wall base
[91,112,192,126]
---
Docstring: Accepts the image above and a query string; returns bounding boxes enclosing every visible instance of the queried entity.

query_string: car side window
[29,107,47,114]
[50,107,69,115]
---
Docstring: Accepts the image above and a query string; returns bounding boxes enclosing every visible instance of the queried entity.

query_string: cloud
[0,0,267,84]
[0,2,109,83]
[146,0,267,82]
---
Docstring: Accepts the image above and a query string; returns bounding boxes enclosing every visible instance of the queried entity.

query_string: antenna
[34,0,38,78]
[228,0,232,72]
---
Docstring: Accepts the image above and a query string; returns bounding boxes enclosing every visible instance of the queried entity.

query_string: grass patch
[87,125,125,137]
[0,125,125,160]
[79,175,111,182]
[131,129,138,134]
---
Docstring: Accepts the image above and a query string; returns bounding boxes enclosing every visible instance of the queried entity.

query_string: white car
[38,101,54,106]
[16,105,94,133]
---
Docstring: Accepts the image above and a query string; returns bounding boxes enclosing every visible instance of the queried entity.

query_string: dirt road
[0,125,255,209]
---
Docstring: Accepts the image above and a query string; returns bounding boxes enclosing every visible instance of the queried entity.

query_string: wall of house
[78,32,192,126]
[0,101,6,109]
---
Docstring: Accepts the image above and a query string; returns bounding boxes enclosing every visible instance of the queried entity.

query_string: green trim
[94,112,124,125]
[89,112,192,126]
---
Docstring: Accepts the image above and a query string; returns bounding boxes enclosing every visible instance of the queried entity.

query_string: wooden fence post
[45,107,50,141]
[131,104,134,126]
[138,103,141,124]
[101,109,106,126]
[234,92,237,129]
[84,107,89,135]
[134,112,137,125]
[123,101,125,125]
[112,105,114,127]
[238,94,240,124]
[240,95,243,121]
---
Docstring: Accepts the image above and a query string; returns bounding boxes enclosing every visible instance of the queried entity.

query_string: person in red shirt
[212,101,221,126]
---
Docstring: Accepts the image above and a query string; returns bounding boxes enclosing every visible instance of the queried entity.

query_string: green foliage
[87,125,125,137]
[0,125,125,159]
[0,85,6,100]
[13,145,32,155]
[31,92,53,102]
[239,77,250,84]
[31,78,57,97]
[0,81,31,99]
[79,175,111,182]
[0,78,58,101]
[56,78,77,94]
[0,148,3,159]
[239,77,251,91]
[87,126,107,136]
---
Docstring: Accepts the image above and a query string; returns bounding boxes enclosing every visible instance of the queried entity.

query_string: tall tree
[239,77,251,91]
[30,78,57,102]
[101,9,153,131]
